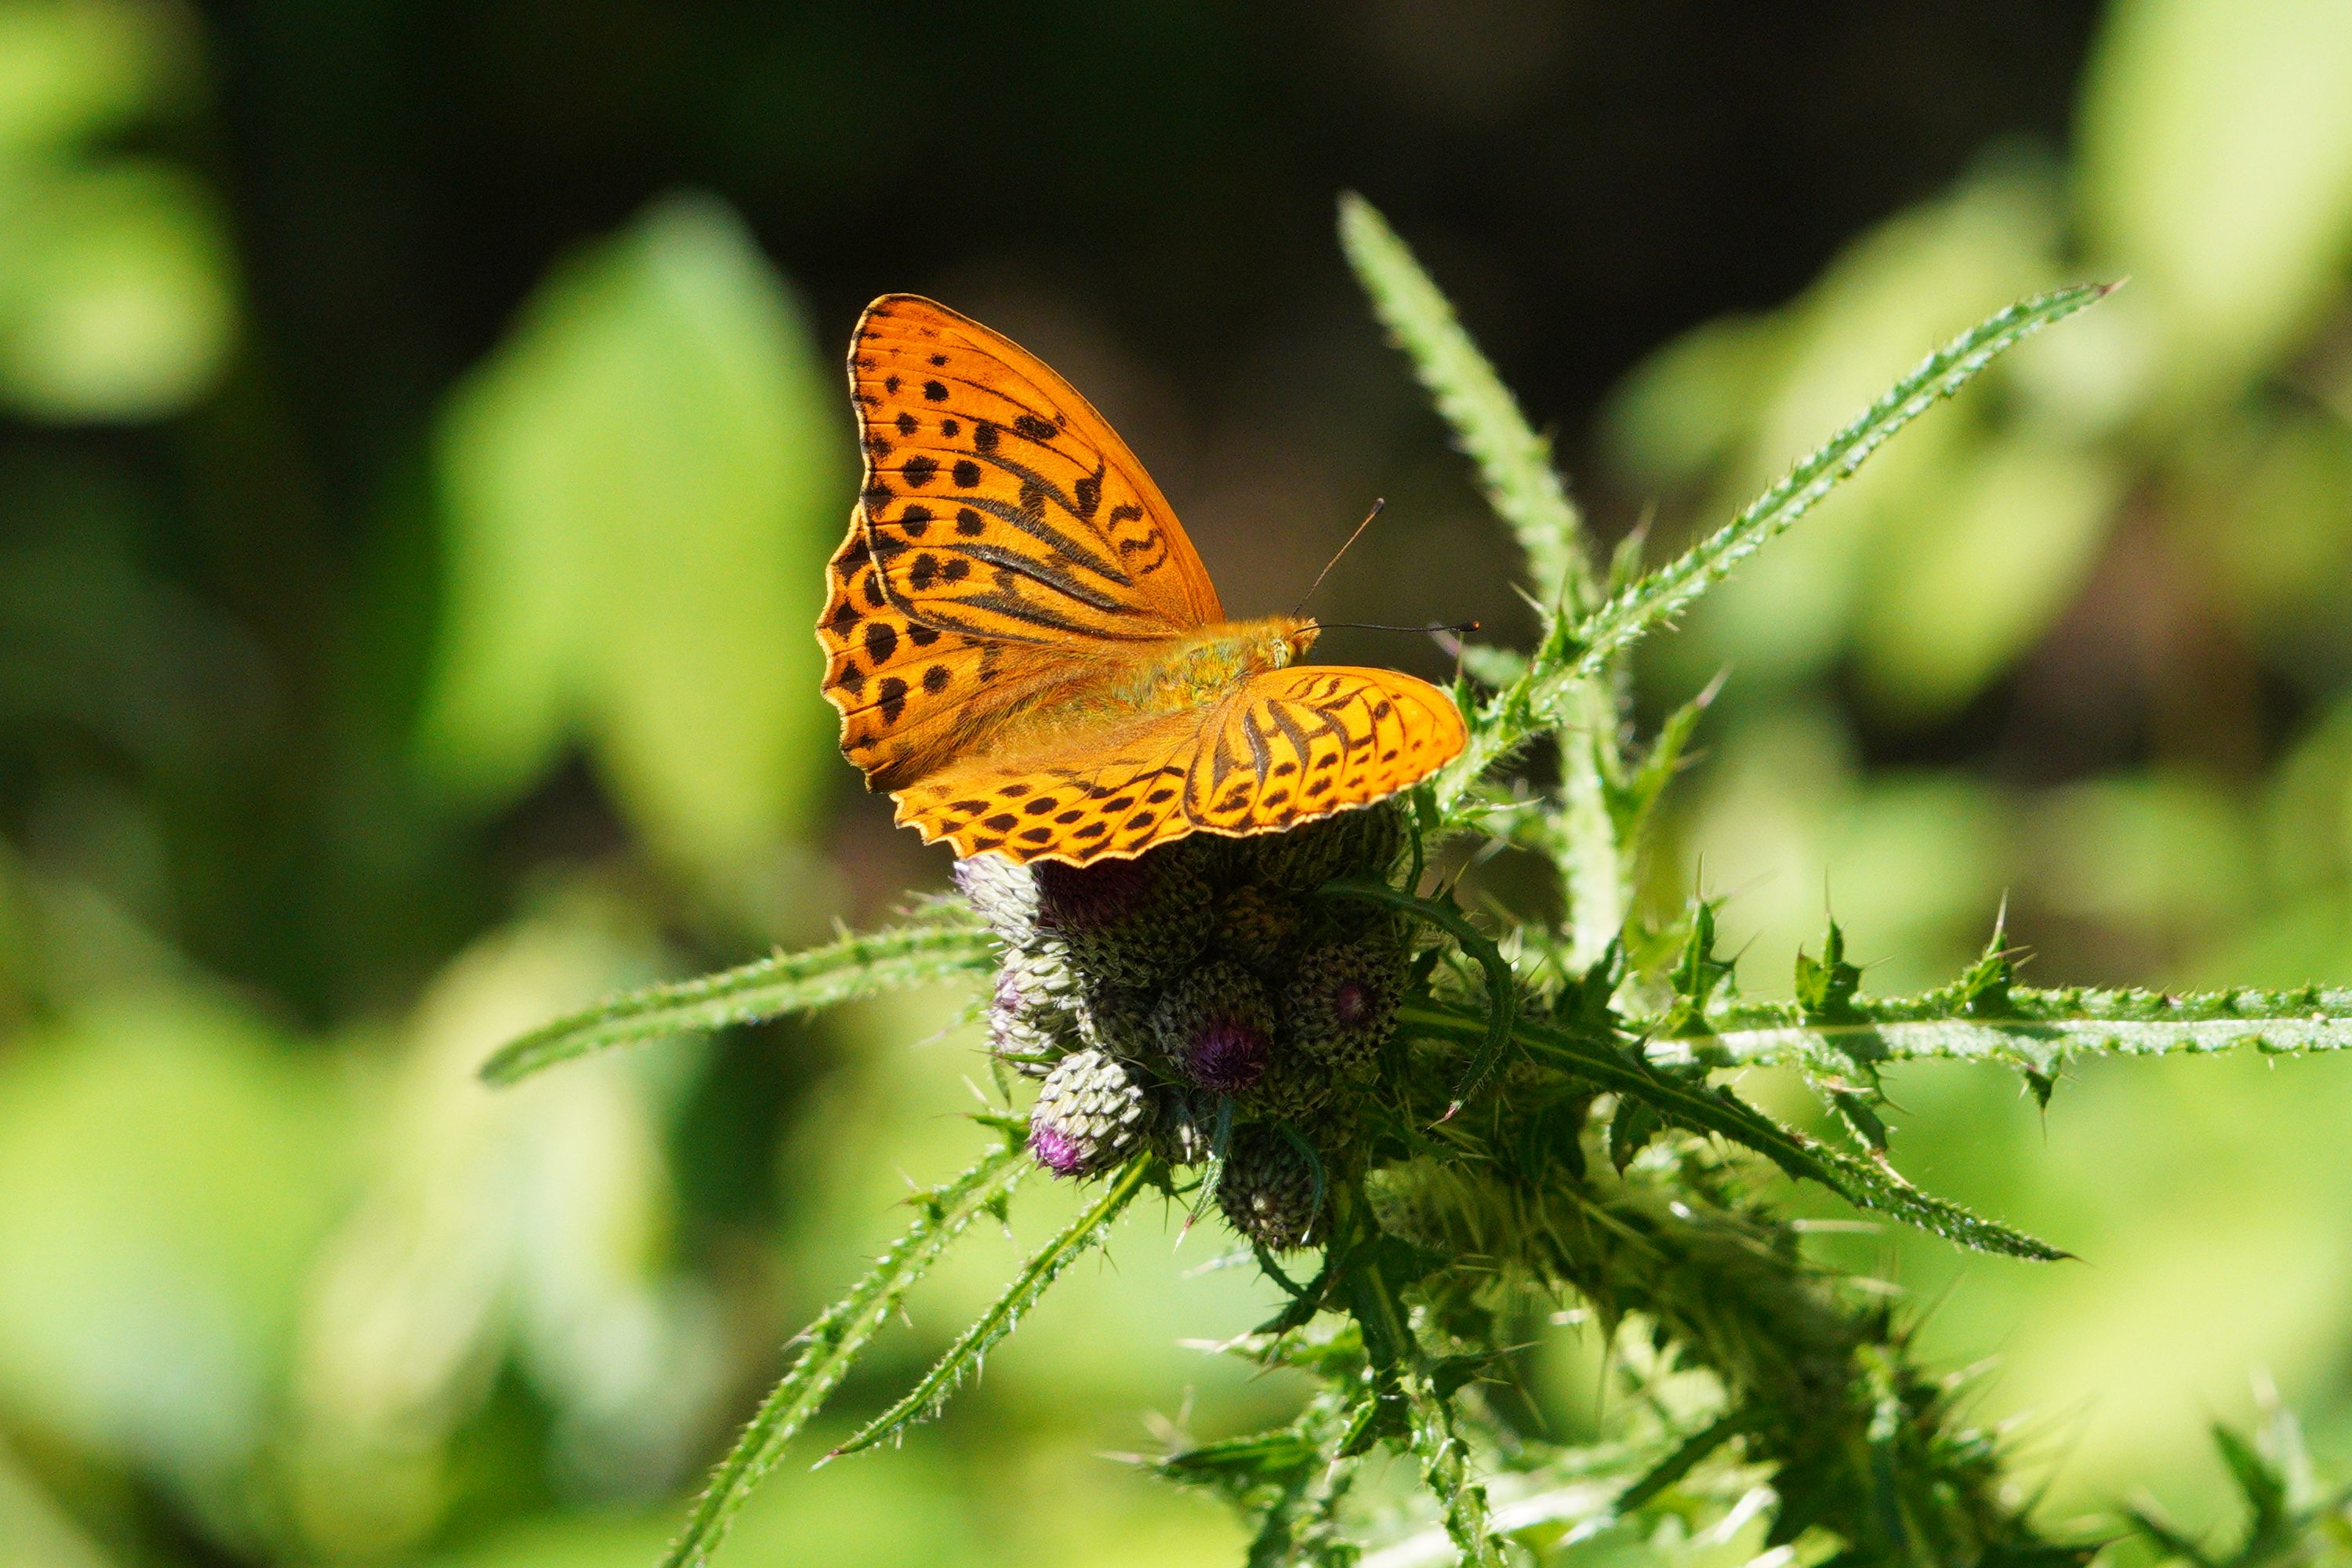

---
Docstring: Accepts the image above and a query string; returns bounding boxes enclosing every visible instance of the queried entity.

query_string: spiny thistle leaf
[826,1156,1151,1461]
[1342,194,1628,957]
[659,1135,1027,1568]
[1616,1411,1750,1512]
[1339,191,1595,613]
[1657,898,1736,1037]
[1398,1000,2063,1258]
[1402,1362,1507,1568]
[1153,1395,1367,1568]
[1565,280,2114,677]
[1344,1243,1507,1566]
[481,919,994,1083]
[1442,282,2113,797]
[2125,1408,2352,1568]
[1610,670,1722,849]
[1793,920,1865,1025]
[1652,982,2352,1082]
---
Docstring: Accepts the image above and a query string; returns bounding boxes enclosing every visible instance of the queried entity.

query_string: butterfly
[818,295,1468,866]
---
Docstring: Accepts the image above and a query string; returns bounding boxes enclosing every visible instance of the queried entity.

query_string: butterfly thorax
[1099,616,1322,717]
[978,616,1322,757]
[1134,616,1319,711]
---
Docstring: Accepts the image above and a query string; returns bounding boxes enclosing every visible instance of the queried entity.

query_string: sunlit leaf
[291,913,714,1555]
[0,0,191,158]
[0,993,348,1489]
[418,193,847,878]
[0,161,236,419]
[2082,0,2352,397]
[1855,434,2123,717]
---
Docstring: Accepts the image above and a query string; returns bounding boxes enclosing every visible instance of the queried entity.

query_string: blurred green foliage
[416,195,844,887]
[1606,0,2352,1534]
[0,0,230,420]
[6,0,2352,1562]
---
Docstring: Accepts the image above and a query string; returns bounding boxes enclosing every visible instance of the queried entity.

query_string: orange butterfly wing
[851,295,1220,641]
[817,523,1056,793]
[820,296,1222,791]
[1178,666,1467,836]
[819,293,1468,864]
[890,666,1466,862]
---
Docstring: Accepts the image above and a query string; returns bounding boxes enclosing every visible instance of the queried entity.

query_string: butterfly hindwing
[850,296,1223,645]
[887,666,1466,865]
[890,713,1210,862]
[1183,667,1466,836]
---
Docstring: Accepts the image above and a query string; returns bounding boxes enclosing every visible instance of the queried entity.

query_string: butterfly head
[1266,617,1323,670]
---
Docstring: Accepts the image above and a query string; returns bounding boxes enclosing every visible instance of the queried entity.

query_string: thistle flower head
[1147,1087,1220,1167]
[1248,1042,1338,1120]
[1211,884,1305,971]
[1152,960,1274,1093]
[989,942,1081,1070]
[1218,1126,1327,1251]
[1283,935,1406,1079]
[1075,978,1160,1062]
[1244,801,1408,893]
[1027,1048,1149,1178]
[953,855,1040,947]
[1034,847,1214,986]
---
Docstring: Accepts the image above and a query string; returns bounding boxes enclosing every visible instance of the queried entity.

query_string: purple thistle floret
[1183,1016,1269,1094]
[1028,1123,1087,1177]
[1034,857,1152,933]
[1025,1047,1147,1178]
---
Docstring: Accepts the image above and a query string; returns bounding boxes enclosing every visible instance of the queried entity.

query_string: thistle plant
[481,196,2352,1567]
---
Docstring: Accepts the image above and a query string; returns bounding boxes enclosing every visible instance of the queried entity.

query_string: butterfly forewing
[849,296,1221,644]
[817,525,1056,791]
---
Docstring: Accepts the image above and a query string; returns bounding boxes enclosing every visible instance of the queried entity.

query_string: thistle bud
[1146,1087,1220,1167]
[1249,1043,1338,1120]
[1035,849,1214,987]
[1283,936,1406,1079]
[989,942,1081,1072]
[1152,960,1275,1094]
[1246,802,1408,893]
[1075,978,1161,1062]
[1218,1126,1326,1251]
[1027,1048,1149,1178]
[1210,884,1304,971]
[953,855,1040,946]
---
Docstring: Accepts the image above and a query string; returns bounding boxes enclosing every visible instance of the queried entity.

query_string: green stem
[826,1156,1151,1460]
[1397,1001,2060,1259]
[659,1136,1027,1568]
[1556,683,1628,971]
[1655,983,2352,1077]
[481,920,995,1083]
[1325,879,1517,1116]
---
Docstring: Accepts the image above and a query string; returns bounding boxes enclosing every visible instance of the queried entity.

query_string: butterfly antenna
[1292,498,1385,617]
[1315,620,1482,637]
